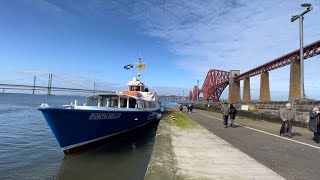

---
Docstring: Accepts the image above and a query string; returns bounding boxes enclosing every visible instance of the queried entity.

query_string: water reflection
[55,121,159,180]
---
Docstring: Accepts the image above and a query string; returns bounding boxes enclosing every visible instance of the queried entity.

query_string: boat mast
[137,56,141,81]
[137,55,142,91]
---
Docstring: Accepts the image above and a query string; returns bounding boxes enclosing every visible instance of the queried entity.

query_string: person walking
[280,103,296,138]
[229,104,237,128]
[190,104,193,113]
[178,103,183,113]
[309,107,320,143]
[221,102,230,128]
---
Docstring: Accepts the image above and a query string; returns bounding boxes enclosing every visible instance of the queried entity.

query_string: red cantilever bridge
[189,40,320,102]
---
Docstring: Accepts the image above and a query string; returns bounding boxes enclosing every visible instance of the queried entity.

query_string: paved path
[185,109,320,180]
[145,111,285,180]
[170,125,284,179]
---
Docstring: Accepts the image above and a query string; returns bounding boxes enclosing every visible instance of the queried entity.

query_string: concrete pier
[242,77,251,102]
[259,70,271,102]
[289,62,301,100]
[228,70,241,103]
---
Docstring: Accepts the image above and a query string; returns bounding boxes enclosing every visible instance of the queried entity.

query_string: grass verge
[169,112,199,129]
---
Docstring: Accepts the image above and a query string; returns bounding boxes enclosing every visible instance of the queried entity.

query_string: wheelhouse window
[130,86,141,91]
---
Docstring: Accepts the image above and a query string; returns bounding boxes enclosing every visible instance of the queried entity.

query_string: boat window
[129,98,136,108]
[136,100,145,109]
[132,86,140,91]
[102,96,118,107]
[120,97,127,108]
[144,101,150,108]
[87,96,99,106]
[149,102,155,108]
[102,97,109,107]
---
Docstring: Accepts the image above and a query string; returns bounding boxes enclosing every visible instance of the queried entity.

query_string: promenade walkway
[145,110,285,180]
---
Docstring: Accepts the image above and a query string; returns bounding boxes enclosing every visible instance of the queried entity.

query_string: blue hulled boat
[38,60,163,154]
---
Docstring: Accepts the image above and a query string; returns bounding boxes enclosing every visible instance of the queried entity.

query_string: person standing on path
[190,104,193,113]
[221,102,230,128]
[280,103,296,138]
[309,107,320,143]
[179,103,183,113]
[229,104,237,128]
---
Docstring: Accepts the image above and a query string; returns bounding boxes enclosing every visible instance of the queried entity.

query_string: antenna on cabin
[137,53,142,81]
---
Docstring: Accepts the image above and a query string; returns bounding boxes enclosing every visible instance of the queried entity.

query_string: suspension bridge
[0,74,114,95]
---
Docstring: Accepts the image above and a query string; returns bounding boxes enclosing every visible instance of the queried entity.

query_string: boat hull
[38,107,162,153]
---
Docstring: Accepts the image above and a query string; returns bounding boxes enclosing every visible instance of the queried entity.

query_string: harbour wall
[194,100,320,128]
[144,112,177,180]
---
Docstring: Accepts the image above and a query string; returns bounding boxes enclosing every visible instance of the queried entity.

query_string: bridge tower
[242,77,251,102]
[228,70,241,103]
[259,70,270,102]
[289,62,301,100]
[47,73,52,95]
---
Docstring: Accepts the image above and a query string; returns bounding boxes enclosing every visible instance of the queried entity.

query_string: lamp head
[301,3,311,7]
[301,3,313,11]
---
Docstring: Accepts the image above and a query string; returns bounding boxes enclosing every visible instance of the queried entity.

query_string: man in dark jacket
[309,107,320,143]
[190,104,193,113]
[221,102,230,128]
[229,104,237,128]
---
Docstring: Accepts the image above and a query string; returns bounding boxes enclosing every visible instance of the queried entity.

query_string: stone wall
[196,100,320,128]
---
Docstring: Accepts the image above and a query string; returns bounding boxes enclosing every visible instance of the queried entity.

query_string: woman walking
[229,104,237,128]
[309,107,320,143]
[178,103,183,113]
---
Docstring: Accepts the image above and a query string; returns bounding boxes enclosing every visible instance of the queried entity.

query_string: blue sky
[0,0,320,100]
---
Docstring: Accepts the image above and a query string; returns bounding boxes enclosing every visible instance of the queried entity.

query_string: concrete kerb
[144,113,178,180]
[145,111,285,180]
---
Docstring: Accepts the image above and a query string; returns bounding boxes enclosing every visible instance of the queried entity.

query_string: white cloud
[9,0,320,99]
[127,0,320,100]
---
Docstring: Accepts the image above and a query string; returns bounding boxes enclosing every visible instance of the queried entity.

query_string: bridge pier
[289,62,301,100]
[259,70,270,102]
[242,77,251,102]
[228,70,241,103]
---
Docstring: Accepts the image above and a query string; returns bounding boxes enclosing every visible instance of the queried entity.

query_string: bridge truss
[189,40,320,102]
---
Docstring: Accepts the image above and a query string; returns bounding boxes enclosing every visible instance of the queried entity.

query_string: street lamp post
[291,3,313,99]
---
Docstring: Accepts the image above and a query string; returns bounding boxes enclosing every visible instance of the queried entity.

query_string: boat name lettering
[89,113,122,120]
